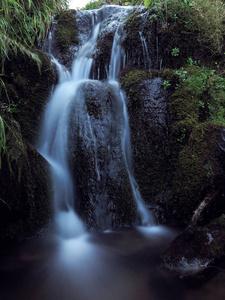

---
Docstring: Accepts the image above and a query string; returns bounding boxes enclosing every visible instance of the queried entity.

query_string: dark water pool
[0,226,225,300]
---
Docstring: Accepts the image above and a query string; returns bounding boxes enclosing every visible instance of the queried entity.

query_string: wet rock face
[68,81,136,230]
[120,69,171,221]
[162,215,225,275]
[122,8,162,70]
[0,113,52,240]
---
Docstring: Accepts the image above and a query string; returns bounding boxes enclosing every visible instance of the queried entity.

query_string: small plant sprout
[162,80,171,90]
[171,48,180,56]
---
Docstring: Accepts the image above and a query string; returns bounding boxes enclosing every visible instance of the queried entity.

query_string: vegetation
[55,10,79,53]
[0,0,68,72]
[145,0,225,58]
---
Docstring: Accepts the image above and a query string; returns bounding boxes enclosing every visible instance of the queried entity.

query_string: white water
[39,6,153,238]
[39,12,102,238]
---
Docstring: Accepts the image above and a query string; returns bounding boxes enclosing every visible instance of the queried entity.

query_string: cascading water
[39,5,153,237]
[38,12,103,238]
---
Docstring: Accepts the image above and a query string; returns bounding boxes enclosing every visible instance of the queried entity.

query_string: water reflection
[0,227,225,300]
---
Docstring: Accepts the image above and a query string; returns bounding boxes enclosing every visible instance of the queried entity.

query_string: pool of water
[0,226,225,300]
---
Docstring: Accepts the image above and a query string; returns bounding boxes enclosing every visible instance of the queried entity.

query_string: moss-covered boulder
[162,215,225,275]
[167,122,225,225]
[120,68,172,220]
[0,111,52,240]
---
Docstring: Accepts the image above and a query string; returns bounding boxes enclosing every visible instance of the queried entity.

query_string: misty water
[1,5,225,300]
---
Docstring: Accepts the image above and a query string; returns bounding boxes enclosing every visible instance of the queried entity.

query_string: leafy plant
[0,0,68,72]
[171,47,180,56]
[162,79,171,89]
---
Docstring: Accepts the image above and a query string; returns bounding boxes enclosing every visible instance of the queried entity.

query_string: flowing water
[1,6,225,300]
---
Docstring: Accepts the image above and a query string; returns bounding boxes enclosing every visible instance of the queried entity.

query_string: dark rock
[120,68,172,222]
[2,50,56,145]
[0,112,52,240]
[162,215,225,275]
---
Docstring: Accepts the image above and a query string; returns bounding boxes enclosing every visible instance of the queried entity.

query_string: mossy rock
[163,214,225,275]
[120,68,150,104]
[122,9,160,69]
[168,122,223,225]
[56,10,79,54]
[1,50,56,145]
[120,68,172,216]
[68,81,136,230]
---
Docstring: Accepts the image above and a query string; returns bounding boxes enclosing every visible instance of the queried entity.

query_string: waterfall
[39,5,153,236]
[39,12,102,238]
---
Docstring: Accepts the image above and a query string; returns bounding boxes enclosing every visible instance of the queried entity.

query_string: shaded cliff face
[0,51,56,240]
[0,111,52,240]
[2,50,56,145]
[68,81,136,230]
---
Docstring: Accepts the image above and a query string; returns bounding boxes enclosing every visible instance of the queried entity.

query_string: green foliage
[83,0,106,10]
[171,47,179,56]
[147,0,225,56]
[0,0,68,72]
[175,65,225,125]
[162,80,171,89]
[145,0,153,8]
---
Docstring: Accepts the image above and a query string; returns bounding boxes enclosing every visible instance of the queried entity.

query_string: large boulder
[68,80,136,230]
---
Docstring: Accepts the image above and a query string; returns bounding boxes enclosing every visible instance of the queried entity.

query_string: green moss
[56,10,79,54]
[170,122,222,224]
[161,68,179,88]
[169,89,199,122]
[120,69,149,104]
